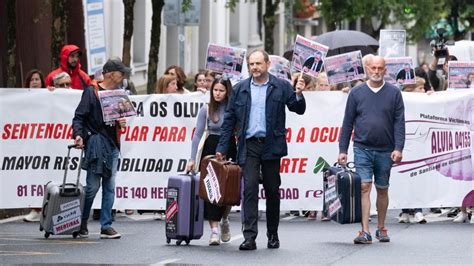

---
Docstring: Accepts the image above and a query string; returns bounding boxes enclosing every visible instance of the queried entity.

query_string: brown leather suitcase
[199,155,241,206]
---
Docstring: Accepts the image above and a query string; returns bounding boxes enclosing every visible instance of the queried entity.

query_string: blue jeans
[82,148,119,230]
[354,147,393,189]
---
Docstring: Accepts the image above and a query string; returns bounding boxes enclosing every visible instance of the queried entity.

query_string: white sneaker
[220,219,231,242]
[453,212,469,223]
[398,213,410,223]
[413,212,427,224]
[23,209,41,222]
[470,215,474,224]
[209,232,220,246]
[370,209,378,216]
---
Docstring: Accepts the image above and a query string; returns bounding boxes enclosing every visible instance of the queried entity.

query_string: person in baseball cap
[72,57,132,240]
[102,58,132,76]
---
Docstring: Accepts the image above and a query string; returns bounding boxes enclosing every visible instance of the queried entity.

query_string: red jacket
[46,44,91,90]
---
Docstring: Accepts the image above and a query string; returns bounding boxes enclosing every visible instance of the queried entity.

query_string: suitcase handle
[42,202,48,218]
[60,183,82,197]
[333,162,355,169]
[61,144,84,196]
[186,171,201,222]
[209,158,238,166]
[195,195,200,222]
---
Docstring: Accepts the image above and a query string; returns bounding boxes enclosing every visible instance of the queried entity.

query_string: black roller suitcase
[323,164,361,224]
[39,144,85,238]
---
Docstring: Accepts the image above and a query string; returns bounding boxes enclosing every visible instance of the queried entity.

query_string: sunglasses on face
[57,82,71,88]
[215,73,229,81]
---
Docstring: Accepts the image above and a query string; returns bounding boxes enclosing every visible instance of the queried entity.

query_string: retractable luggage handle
[186,171,201,223]
[60,144,83,196]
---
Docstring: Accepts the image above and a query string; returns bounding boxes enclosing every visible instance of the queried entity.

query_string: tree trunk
[257,0,263,40]
[263,0,280,54]
[448,2,465,41]
[6,0,16,87]
[51,0,67,69]
[122,0,135,66]
[360,17,383,42]
[147,0,165,94]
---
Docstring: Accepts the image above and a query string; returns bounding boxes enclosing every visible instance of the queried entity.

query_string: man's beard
[68,62,77,69]
[368,74,383,82]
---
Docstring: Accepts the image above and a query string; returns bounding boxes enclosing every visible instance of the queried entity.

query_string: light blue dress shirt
[246,77,269,139]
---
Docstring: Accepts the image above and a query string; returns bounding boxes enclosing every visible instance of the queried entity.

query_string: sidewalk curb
[0,215,25,224]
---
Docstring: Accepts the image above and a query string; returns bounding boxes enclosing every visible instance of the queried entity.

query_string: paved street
[0,210,472,265]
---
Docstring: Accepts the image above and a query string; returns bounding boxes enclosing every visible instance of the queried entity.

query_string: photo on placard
[384,57,415,86]
[291,35,329,78]
[379,29,406,58]
[98,89,137,122]
[269,55,292,83]
[205,43,247,85]
[448,62,474,89]
[324,51,364,85]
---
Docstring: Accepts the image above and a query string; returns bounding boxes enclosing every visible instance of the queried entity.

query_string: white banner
[1,88,473,210]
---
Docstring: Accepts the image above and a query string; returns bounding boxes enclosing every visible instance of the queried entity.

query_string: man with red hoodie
[46,44,91,90]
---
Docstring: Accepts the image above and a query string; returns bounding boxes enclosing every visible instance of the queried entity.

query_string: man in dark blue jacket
[216,49,306,250]
[72,58,130,239]
[338,55,405,245]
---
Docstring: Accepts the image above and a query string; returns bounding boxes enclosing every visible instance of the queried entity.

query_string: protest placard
[324,51,364,85]
[269,55,292,83]
[379,29,406,58]
[205,43,246,85]
[98,89,137,122]
[384,57,415,86]
[291,35,329,78]
[448,61,474,89]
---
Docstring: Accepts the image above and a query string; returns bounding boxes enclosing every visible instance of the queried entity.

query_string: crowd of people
[16,42,473,248]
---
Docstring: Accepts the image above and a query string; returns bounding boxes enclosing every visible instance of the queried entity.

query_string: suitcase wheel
[73,232,79,239]
[166,238,171,244]
[44,232,51,239]
[176,240,182,246]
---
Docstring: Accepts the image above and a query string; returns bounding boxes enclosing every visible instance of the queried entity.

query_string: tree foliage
[441,0,474,40]
[319,0,474,42]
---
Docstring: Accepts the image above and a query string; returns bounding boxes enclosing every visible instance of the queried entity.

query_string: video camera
[430,28,454,58]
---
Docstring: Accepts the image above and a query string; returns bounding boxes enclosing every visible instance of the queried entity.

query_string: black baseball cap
[102,58,131,74]
[70,50,82,57]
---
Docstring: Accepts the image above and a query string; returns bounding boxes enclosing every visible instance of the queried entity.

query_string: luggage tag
[327,174,336,189]
[328,197,342,217]
[204,162,222,204]
[324,186,337,203]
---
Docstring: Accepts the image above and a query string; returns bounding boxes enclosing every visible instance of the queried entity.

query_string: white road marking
[152,258,181,265]
[0,216,26,224]
[228,234,244,243]
[282,215,298,221]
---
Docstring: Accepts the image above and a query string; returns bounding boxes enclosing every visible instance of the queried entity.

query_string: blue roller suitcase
[165,173,204,245]
[323,164,361,224]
